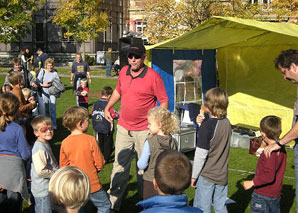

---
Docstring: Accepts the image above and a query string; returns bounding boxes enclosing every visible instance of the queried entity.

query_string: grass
[0,73,295,212]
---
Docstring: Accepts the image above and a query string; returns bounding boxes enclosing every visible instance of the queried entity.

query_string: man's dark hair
[154,150,191,195]
[36,48,43,52]
[260,115,282,140]
[274,49,298,69]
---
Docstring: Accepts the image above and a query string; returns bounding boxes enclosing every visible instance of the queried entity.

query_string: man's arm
[104,89,121,123]
[87,71,91,84]
[265,121,298,157]
[280,121,298,144]
[70,73,74,85]
[160,101,169,109]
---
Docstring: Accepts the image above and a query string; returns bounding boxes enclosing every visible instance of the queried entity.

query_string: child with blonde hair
[22,88,38,116]
[0,93,31,212]
[49,166,91,213]
[137,107,179,199]
[191,87,232,212]
[22,88,31,101]
[60,106,110,213]
[76,78,88,109]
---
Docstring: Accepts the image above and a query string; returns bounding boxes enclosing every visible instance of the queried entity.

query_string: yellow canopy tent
[146,16,298,140]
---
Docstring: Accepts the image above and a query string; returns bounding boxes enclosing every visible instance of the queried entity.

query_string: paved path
[0,72,118,79]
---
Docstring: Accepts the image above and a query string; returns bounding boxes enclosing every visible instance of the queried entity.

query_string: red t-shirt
[253,149,287,197]
[116,65,168,130]
[77,87,88,103]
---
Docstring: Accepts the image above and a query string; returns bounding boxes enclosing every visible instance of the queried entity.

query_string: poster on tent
[173,60,203,111]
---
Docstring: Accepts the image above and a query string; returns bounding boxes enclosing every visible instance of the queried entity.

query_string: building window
[251,0,271,4]
[134,20,146,34]
[36,23,44,42]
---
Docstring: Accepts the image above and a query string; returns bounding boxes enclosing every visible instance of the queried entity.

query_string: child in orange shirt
[60,106,111,213]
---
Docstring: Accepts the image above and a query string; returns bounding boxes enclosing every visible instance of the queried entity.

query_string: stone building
[0,0,131,65]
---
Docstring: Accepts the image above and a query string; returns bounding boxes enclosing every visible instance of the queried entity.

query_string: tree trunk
[83,42,86,60]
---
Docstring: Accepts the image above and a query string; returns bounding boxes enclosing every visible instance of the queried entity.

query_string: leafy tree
[0,0,41,44]
[53,0,109,54]
[144,0,296,44]
[266,0,298,21]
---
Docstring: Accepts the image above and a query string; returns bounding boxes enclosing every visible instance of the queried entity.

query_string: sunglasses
[39,126,54,133]
[128,54,141,59]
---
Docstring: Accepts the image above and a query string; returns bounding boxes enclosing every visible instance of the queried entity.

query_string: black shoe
[110,209,118,213]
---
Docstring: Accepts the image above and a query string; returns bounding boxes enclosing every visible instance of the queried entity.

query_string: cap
[128,44,146,56]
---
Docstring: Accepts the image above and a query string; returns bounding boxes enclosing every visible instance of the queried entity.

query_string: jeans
[34,195,52,213]
[295,144,298,213]
[250,192,280,213]
[90,189,111,213]
[41,93,57,129]
[106,62,112,77]
[193,176,228,213]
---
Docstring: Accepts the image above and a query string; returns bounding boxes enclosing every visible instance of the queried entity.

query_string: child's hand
[190,178,197,189]
[243,180,254,190]
[29,97,36,105]
[196,114,204,124]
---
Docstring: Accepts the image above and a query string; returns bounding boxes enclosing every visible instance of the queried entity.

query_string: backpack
[48,76,65,98]
[92,100,111,134]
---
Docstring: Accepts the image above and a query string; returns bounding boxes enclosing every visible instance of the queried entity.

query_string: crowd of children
[0,58,290,213]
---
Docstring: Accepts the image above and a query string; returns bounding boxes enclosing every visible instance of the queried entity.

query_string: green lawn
[0,74,295,212]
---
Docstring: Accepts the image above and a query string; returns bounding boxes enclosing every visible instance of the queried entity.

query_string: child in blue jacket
[137,150,202,212]
[92,86,118,162]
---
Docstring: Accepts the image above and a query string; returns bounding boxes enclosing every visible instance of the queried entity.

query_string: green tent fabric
[146,16,298,139]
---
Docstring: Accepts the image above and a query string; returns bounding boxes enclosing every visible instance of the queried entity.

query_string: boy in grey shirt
[31,115,58,213]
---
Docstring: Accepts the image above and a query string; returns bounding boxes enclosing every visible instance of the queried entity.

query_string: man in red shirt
[104,43,169,212]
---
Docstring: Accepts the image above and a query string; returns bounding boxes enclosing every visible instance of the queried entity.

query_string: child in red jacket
[243,115,287,212]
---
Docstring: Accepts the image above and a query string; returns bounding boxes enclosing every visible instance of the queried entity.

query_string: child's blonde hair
[49,166,90,210]
[62,106,89,131]
[0,93,19,131]
[8,71,22,86]
[45,58,54,68]
[148,107,179,135]
[80,78,87,85]
[204,87,229,118]
[22,88,31,100]
[31,115,53,131]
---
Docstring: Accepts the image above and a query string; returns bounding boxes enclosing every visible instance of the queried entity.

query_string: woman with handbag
[36,58,60,129]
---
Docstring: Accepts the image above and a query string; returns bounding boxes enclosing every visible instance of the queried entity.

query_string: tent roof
[146,16,298,50]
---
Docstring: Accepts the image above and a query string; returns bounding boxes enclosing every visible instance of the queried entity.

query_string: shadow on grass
[51,117,70,160]
[227,174,254,212]
[280,184,295,213]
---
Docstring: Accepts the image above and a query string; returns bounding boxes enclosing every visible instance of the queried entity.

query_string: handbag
[37,69,45,97]
[48,76,65,98]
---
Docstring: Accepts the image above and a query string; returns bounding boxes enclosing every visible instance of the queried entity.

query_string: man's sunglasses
[128,54,141,59]
[39,126,54,133]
